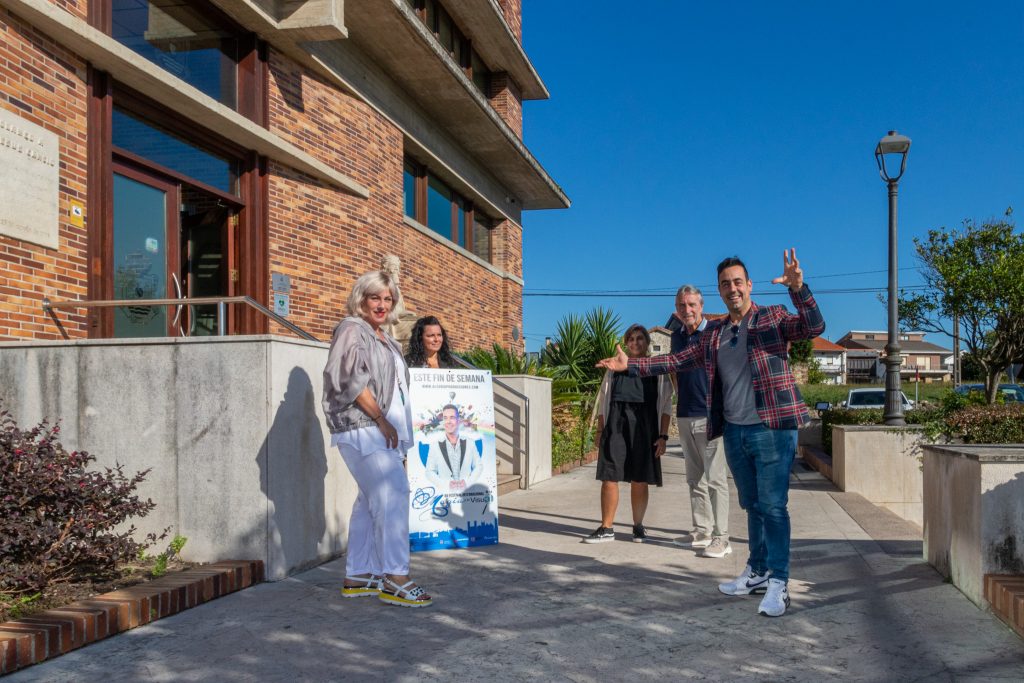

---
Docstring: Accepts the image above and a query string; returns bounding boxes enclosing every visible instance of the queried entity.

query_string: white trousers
[337,446,410,576]
[677,417,729,537]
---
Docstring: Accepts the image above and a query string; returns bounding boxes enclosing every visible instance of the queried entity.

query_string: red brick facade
[0,6,89,341]
[498,0,523,42]
[490,72,523,139]
[0,1,531,352]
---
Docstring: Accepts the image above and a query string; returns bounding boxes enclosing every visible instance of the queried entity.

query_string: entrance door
[111,162,236,337]
[111,167,179,337]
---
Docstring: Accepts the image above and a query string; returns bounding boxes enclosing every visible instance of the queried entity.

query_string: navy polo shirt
[670,317,709,418]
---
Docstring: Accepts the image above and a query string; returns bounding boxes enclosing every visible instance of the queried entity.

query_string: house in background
[812,337,847,384]
[837,331,953,383]
[649,326,672,356]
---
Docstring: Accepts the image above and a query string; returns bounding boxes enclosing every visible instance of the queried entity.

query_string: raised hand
[596,344,628,372]
[771,248,804,291]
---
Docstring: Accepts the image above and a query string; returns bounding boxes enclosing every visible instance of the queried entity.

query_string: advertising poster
[407,367,498,551]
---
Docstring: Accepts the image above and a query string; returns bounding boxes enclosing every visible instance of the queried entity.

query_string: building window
[408,0,492,97]
[110,0,240,109]
[865,334,875,340]
[405,157,495,263]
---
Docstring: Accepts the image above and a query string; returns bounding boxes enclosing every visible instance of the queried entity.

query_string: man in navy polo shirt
[668,285,731,559]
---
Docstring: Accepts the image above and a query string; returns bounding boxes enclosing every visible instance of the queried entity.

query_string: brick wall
[265,49,522,351]
[489,72,522,138]
[497,0,522,42]
[0,6,89,340]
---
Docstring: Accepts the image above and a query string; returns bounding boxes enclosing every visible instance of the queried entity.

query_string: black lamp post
[875,130,911,426]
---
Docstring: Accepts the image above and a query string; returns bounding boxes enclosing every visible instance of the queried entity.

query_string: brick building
[0,0,568,348]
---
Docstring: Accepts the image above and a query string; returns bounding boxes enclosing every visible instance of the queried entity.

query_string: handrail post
[217,301,226,336]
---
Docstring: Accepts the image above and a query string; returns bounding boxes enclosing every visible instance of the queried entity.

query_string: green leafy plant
[151,535,188,577]
[0,592,40,621]
[541,307,623,394]
[0,407,166,597]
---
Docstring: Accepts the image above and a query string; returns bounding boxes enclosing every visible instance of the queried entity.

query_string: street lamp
[875,130,911,426]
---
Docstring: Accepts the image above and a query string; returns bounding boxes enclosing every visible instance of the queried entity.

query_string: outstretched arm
[597,342,702,377]
[773,248,826,340]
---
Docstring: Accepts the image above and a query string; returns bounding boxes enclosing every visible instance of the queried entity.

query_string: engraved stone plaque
[0,109,60,249]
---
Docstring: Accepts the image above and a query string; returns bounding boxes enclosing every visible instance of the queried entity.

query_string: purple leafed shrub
[0,407,164,595]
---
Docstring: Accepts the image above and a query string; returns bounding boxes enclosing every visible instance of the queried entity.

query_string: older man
[599,250,824,617]
[669,285,731,559]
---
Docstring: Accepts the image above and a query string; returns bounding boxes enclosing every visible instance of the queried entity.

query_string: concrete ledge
[985,575,1024,640]
[800,444,833,480]
[923,444,1024,608]
[0,560,263,676]
[833,425,926,526]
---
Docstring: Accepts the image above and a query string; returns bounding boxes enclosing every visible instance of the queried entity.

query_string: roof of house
[812,337,845,352]
[840,339,952,354]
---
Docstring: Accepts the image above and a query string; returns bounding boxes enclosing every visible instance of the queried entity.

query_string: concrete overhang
[1,0,368,197]
[341,0,569,210]
[443,0,548,100]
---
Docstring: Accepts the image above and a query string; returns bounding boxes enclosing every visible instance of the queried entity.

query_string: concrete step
[985,574,1024,640]
[497,473,522,496]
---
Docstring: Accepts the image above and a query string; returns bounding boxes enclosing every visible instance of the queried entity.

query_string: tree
[789,338,813,364]
[898,214,1024,404]
[541,307,622,393]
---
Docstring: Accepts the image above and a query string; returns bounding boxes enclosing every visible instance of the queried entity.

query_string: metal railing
[454,355,531,488]
[41,296,318,342]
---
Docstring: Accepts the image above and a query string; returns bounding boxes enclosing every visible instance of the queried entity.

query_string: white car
[842,388,914,410]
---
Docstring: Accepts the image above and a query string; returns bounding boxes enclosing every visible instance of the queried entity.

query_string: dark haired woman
[405,316,456,369]
[583,324,672,544]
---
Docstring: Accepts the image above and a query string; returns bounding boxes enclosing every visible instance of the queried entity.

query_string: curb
[0,560,264,676]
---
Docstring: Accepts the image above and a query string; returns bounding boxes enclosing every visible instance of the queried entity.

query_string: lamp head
[875,130,911,182]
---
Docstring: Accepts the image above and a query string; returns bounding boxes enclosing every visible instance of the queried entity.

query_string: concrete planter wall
[0,336,351,581]
[832,425,927,526]
[922,444,1024,608]
[492,374,552,488]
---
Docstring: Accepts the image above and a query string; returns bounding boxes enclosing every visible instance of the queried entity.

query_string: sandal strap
[383,578,427,599]
[345,575,382,587]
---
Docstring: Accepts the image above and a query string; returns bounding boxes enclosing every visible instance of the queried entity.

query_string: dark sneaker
[632,523,648,543]
[582,526,615,543]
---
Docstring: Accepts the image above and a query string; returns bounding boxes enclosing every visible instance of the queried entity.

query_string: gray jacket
[322,316,409,434]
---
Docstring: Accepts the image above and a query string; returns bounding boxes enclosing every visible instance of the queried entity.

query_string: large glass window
[113,107,238,195]
[403,161,417,219]
[111,0,238,108]
[406,157,496,263]
[427,175,453,239]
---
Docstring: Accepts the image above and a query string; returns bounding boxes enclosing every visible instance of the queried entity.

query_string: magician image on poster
[407,368,499,551]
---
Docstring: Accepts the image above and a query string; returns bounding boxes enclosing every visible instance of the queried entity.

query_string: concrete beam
[443,0,548,100]
[0,0,368,198]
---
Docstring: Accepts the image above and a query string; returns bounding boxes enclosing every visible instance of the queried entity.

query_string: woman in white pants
[322,270,432,608]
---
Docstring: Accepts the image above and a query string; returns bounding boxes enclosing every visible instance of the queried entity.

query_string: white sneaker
[718,565,770,596]
[701,536,733,559]
[673,531,712,549]
[757,578,790,617]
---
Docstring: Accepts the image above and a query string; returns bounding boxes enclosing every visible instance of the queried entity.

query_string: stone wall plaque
[0,109,60,249]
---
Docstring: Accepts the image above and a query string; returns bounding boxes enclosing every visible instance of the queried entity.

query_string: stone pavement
[9,446,1024,682]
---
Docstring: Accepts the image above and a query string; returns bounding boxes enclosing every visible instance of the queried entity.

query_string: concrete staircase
[497,473,522,496]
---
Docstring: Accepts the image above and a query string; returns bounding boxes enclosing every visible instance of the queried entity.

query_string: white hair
[675,284,703,305]
[346,271,403,325]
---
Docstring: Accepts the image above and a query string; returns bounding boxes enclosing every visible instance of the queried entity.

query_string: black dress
[596,373,663,486]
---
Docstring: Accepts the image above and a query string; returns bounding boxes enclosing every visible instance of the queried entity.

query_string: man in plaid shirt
[600,249,824,616]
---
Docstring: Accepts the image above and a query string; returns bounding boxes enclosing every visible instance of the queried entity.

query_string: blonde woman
[322,270,432,607]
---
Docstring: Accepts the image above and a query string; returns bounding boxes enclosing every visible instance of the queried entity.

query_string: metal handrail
[453,355,531,488]
[41,296,318,342]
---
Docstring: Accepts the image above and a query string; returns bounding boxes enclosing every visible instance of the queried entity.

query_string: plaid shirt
[631,285,824,439]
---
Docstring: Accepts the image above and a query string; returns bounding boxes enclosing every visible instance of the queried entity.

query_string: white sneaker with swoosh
[718,565,770,596]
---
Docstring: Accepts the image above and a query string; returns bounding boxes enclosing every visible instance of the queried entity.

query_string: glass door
[111,166,179,337]
[180,185,233,336]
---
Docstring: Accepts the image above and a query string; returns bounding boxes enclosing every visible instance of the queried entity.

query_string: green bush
[551,402,595,469]
[944,404,1024,443]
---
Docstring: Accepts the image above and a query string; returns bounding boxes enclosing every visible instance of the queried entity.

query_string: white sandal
[379,577,433,608]
[341,574,382,598]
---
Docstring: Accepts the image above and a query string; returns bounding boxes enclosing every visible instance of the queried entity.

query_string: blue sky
[517,1,1024,352]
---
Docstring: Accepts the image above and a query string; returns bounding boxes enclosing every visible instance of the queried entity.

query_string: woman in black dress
[583,324,672,544]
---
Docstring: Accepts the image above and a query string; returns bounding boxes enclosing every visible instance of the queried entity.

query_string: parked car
[953,383,1024,402]
[841,388,914,410]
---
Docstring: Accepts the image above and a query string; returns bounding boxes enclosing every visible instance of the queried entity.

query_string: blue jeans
[723,422,797,582]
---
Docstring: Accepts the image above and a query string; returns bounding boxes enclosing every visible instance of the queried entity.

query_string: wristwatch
[657,434,668,441]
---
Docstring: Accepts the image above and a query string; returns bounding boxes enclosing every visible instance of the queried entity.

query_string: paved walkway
[10,447,1024,682]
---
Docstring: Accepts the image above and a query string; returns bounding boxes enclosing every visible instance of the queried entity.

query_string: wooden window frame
[87,1,269,337]
[406,156,497,262]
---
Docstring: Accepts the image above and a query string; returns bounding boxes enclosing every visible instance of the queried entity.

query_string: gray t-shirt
[716,318,762,425]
